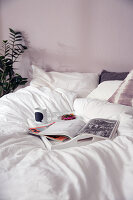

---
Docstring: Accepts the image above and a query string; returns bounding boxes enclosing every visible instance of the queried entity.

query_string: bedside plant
[0,28,28,98]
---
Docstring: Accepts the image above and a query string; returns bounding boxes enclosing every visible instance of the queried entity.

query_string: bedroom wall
[0,0,83,76]
[0,0,133,76]
[83,0,133,72]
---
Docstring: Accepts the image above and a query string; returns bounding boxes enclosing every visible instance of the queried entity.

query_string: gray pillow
[99,70,129,83]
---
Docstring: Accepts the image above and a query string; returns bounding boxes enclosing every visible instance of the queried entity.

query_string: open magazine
[28,118,119,150]
[29,119,85,141]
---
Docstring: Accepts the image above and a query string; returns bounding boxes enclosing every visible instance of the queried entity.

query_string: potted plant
[0,28,28,97]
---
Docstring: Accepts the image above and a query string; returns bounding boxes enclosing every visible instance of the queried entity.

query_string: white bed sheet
[0,86,133,200]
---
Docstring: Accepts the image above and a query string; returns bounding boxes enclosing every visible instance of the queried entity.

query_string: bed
[0,66,133,200]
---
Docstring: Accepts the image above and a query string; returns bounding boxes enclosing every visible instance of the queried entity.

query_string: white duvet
[0,86,133,200]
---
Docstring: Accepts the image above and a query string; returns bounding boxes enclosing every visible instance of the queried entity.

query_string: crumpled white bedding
[0,86,133,200]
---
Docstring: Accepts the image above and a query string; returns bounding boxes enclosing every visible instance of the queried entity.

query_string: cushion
[74,98,133,121]
[99,70,128,83]
[108,70,133,106]
[87,80,122,100]
[30,65,99,97]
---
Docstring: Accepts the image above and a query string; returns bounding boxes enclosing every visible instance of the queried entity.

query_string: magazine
[28,118,119,150]
[78,118,119,139]
[29,122,56,135]
[29,119,85,141]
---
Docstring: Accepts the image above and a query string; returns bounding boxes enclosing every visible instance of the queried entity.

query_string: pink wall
[82,0,133,72]
[0,0,133,76]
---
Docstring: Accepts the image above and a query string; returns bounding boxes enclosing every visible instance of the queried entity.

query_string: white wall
[1,0,133,76]
[82,0,133,72]
[0,0,84,76]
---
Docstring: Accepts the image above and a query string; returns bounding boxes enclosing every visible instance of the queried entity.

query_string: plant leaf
[9,28,16,34]
[15,36,22,39]
[3,40,8,43]
[15,31,22,35]
[15,39,22,42]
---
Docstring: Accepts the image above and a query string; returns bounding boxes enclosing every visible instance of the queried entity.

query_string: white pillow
[30,65,99,97]
[87,80,122,100]
[74,98,133,120]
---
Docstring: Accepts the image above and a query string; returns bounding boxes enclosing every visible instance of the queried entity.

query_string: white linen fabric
[0,86,133,200]
[0,86,76,133]
[30,65,99,97]
[87,80,122,100]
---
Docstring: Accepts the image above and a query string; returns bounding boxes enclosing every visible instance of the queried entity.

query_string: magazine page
[29,122,55,134]
[79,118,119,139]
[40,119,85,138]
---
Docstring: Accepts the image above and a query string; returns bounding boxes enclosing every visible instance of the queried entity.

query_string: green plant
[0,28,28,97]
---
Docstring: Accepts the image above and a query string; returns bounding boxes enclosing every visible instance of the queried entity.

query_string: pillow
[30,65,99,97]
[74,98,133,120]
[108,70,133,106]
[87,80,122,100]
[99,70,128,83]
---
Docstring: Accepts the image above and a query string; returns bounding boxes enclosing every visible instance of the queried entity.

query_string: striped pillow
[108,70,133,106]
